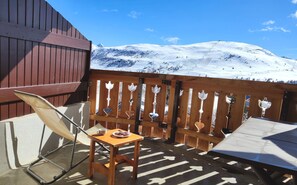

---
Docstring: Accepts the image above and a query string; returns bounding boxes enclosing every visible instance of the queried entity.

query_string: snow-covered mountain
[91,41,297,83]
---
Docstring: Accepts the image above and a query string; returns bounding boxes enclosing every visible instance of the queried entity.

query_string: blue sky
[47,0,297,59]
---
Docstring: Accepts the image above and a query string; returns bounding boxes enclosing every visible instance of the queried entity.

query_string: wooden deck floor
[0,138,293,185]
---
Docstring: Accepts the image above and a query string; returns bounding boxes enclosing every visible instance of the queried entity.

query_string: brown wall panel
[0,0,91,121]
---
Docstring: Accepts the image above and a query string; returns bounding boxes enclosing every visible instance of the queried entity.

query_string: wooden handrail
[88,69,297,151]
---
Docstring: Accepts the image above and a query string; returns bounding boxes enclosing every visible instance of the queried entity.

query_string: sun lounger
[14,90,108,184]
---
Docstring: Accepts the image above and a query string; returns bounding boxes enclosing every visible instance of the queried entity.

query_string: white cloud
[261,26,290,32]
[101,9,118,13]
[262,20,275,25]
[249,26,290,33]
[292,0,297,4]
[249,20,290,33]
[145,28,154,32]
[128,11,141,19]
[290,10,297,19]
[162,37,180,44]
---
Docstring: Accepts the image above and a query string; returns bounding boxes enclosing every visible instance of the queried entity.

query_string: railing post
[134,78,144,134]
[167,80,182,144]
[88,75,98,128]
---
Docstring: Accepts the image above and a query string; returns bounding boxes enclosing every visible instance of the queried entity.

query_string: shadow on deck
[0,138,292,185]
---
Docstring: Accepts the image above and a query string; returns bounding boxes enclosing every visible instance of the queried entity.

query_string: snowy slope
[91,41,297,83]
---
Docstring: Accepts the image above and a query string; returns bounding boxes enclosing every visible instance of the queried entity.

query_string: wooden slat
[33,0,40,29]
[119,82,132,119]
[69,49,75,82]
[0,82,88,103]
[9,0,17,24]
[31,42,38,85]
[51,8,58,33]
[263,95,283,121]
[65,48,70,82]
[249,95,264,118]
[60,47,66,83]
[165,80,176,139]
[44,43,50,84]
[177,128,222,144]
[90,115,135,125]
[176,88,189,143]
[213,92,229,137]
[88,77,98,127]
[39,0,46,30]
[73,49,79,81]
[0,0,9,22]
[55,46,61,83]
[25,41,32,85]
[45,2,52,31]
[188,88,200,148]
[16,102,24,116]
[152,83,167,137]
[26,0,33,27]
[49,45,56,83]
[8,37,18,119]
[78,49,83,81]
[17,0,26,26]
[9,38,17,87]
[91,73,139,83]
[1,104,9,120]
[57,13,63,35]
[98,80,108,116]
[38,43,45,84]
[17,39,25,86]
[1,37,9,88]
[0,22,90,50]
[230,94,245,130]
[198,89,215,151]
[142,84,155,136]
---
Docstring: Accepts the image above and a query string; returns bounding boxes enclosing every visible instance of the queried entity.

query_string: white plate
[112,131,131,138]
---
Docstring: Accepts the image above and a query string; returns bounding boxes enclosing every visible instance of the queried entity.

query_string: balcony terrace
[0,0,297,184]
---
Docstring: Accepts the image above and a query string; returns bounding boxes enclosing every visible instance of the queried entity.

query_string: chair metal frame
[14,90,109,184]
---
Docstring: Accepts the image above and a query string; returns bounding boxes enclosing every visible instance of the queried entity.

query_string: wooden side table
[88,129,144,185]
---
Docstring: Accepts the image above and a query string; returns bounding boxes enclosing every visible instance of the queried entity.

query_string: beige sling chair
[14,90,108,184]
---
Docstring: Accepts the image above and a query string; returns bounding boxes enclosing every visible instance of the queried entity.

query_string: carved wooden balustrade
[88,69,297,151]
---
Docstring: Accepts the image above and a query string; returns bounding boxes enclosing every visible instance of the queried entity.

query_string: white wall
[0,102,90,176]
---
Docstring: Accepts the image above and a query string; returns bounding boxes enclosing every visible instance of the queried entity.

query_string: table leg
[108,146,117,185]
[132,141,140,179]
[88,140,95,178]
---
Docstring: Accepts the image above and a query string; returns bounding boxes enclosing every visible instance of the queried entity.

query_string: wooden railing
[88,69,297,151]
